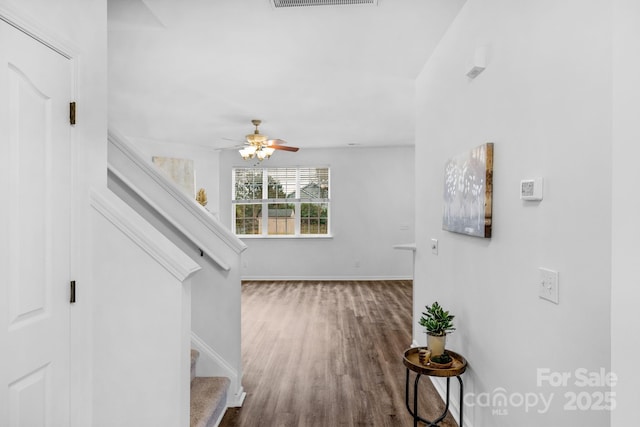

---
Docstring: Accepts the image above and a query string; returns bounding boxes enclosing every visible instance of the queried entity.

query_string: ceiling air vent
[272,0,378,7]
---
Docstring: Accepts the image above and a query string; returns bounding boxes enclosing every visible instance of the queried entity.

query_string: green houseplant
[419,301,455,357]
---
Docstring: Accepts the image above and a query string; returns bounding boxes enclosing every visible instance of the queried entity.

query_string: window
[233,167,330,237]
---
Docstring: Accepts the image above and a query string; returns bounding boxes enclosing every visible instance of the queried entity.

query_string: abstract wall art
[442,143,494,238]
[152,156,195,197]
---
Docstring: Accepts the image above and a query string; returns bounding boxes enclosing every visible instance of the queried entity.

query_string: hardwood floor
[219,280,458,427]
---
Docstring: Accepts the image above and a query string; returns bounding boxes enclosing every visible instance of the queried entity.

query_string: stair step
[190,377,230,427]
[191,349,200,386]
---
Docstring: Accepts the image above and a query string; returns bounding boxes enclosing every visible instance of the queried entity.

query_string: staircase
[190,349,230,427]
[106,130,245,424]
[107,129,247,419]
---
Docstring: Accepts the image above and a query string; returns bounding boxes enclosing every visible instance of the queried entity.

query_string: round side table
[403,347,467,427]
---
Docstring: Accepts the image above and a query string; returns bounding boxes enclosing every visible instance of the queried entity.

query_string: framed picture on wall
[442,142,494,238]
[152,156,196,197]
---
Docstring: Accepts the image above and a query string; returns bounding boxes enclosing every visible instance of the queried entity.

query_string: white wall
[415,1,611,425]
[612,0,639,425]
[0,1,107,426]
[91,191,196,427]
[219,146,415,280]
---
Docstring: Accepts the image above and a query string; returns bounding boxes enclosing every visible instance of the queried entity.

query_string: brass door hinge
[70,280,76,303]
[70,102,76,125]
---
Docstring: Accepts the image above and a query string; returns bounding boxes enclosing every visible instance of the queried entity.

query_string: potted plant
[429,353,453,369]
[419,301,455,357]
[196,188,208,207]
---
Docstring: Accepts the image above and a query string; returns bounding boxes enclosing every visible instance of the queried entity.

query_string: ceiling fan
[238,119,299,161]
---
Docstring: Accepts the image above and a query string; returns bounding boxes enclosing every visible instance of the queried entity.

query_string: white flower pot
[426,333,446,357]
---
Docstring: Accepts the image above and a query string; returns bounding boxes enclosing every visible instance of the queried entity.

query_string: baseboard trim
[211,407,226,427]
[228,388,246,408]
[240,275,413,281]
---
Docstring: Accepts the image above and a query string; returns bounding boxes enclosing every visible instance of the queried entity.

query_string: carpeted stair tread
[190,376,230,427]
[191,350,200,386]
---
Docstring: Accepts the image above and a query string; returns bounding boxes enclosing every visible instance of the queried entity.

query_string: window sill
[237,234,334,240]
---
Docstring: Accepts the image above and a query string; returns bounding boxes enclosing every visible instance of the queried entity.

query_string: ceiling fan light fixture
[246,132,267,145]
[238,119,299,161]
[263,147,275,157]
[239,146,257,160]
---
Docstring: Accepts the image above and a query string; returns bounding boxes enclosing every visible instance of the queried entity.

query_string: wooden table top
[403,347,467,377]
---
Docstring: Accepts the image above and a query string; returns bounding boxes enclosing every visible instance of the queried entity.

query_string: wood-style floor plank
[219,280,458,427]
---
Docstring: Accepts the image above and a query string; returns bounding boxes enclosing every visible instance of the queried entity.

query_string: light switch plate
[539,268,559,304]
[431,239,438,255]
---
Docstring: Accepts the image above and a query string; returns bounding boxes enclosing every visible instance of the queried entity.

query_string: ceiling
[108,0,465,152]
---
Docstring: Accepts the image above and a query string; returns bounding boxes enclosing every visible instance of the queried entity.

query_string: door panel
[9,365,48,427]
[0,21,72,427]
[8,63,50,327]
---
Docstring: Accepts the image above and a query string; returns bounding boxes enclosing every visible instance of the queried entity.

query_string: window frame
[232,166,331,238]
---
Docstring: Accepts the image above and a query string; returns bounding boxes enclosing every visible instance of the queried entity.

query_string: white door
[0,20,72,426]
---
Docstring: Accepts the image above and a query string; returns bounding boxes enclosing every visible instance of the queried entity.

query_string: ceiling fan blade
[219,145,247,151]
[267,138,299,151]
[271,144,299,152]
[267,138,288,145]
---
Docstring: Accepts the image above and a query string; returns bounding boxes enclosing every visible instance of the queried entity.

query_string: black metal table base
[405,369,464,427]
